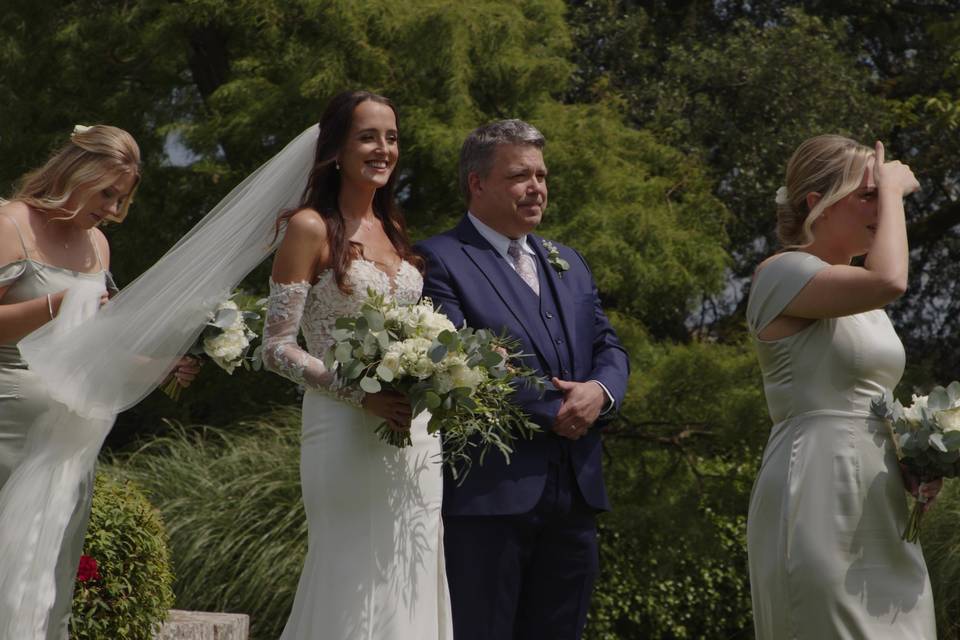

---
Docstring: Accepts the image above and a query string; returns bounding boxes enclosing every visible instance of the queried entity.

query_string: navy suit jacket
[417,216,630,516]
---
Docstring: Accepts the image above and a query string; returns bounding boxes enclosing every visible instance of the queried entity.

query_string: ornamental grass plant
[919,480,960,639]
[104,407,307,640]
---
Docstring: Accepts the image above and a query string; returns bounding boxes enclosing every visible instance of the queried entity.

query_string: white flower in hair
[72,125,92,136]
[775,186,789,206]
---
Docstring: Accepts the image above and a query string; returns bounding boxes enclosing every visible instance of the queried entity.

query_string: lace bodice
[262,258,423,405]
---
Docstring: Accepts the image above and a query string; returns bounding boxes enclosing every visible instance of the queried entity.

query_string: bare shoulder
[284,208,328,241]
[0,199,31,224]
[90,227,111,267]
[0,201,30,261]
[273,208,329,283]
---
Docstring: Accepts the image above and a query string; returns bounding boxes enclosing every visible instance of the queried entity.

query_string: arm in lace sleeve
[261,279,365,407]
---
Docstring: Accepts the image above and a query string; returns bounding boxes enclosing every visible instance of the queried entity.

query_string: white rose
[409,355,435,379]
[432,371,454,395]
[381,348,404,378]
[903,394,929,423]
[938,406,960,432]
[420,310,456,340]
[399,337,431,364]
[448,363,482,391]
[205,326,249,373]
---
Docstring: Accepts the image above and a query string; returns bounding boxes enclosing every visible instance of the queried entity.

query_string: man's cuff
[589,380,615,415]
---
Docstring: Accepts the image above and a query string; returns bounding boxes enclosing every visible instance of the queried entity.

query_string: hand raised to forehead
[873,140,920,196]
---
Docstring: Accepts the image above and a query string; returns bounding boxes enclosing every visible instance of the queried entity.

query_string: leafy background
[4,1,960,637]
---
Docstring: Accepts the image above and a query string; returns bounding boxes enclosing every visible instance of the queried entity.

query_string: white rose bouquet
[871,382,960,542]
[162,293,265,400]
[324,289,544,480]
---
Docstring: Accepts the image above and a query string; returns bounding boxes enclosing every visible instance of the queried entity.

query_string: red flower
[76,555,100,582]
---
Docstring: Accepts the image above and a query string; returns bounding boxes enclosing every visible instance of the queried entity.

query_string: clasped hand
[551,378,605,441]
[899,462,943,513]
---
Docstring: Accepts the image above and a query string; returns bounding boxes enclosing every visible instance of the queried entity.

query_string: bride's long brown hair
[277,91,422,294]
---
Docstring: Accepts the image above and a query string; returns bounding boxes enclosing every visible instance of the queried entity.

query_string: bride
[261,90,451,640]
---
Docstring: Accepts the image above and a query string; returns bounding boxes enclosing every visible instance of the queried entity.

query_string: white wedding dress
[263,258,452,640]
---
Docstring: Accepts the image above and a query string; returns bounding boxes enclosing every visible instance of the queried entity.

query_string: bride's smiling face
[337,100,399,190]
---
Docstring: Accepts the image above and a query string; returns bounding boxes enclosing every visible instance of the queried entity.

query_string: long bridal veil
[0,125,319,638]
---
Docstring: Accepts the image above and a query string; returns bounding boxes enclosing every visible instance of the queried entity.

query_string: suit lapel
[530,234,578,372]
[454,218,552,365]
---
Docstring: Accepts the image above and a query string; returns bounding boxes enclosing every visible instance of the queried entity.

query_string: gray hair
[458,119,546,203]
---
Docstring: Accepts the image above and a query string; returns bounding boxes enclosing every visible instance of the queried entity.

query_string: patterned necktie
[508,239,540,296]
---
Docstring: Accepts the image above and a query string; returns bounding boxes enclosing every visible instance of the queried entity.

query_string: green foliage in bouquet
[324,290,545,479]
[70,471,174,639]
[872,381,960,540]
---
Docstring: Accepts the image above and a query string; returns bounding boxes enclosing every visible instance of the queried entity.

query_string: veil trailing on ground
[0,125,319,638]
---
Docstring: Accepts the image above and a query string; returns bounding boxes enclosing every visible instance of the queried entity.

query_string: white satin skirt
[279,391,452,640]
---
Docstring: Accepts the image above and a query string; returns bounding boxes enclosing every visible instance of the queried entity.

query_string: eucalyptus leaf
[335,317,354,330]
[323,349,336,371]
[949,381,960,404]
[482,350,504,368]
[359,377,382,394]
[429,344,448,363]
[899,432,912,449]
[931,432,948,453]
[425,391,441,410]
[331,328,352,342]
[929,387,951,412]
[363,308,385,331]
[335,343,354,363]
[376,364,395,382]
[342,359,364,380]
[942,430,960,451]
[211,308,239,329]
[438,330,457,347]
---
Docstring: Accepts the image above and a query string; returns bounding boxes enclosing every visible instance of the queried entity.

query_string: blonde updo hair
[776,134,873,248]
[12,125,141,223]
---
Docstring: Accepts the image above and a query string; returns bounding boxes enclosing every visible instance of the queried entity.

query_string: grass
[104,406,306,640]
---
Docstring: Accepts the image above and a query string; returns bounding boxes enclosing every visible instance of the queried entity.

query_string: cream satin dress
[0,215,112,640]
[746,251,936,639]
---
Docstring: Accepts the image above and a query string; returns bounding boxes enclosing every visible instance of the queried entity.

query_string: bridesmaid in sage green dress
[746,135,939,639]
[0,125,198,639]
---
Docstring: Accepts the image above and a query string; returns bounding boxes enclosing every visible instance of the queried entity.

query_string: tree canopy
[5,1,960,637]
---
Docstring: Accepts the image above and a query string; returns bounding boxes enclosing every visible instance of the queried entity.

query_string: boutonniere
[542,239,570,277]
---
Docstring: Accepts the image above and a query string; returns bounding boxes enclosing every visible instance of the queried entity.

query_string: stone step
[154,610,250,640]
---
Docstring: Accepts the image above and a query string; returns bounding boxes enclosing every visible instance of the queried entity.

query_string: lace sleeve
[261,279,365,407]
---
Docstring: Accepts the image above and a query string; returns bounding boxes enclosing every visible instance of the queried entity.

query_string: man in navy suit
[417,119,630,639]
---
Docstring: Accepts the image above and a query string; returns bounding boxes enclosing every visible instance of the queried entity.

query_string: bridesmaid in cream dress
[262,91,451,640]
[746,135,939,639]
[0,126,199,638]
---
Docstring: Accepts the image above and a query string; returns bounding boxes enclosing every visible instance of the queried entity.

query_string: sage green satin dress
[746,251,935,640]
[0,215,112,640]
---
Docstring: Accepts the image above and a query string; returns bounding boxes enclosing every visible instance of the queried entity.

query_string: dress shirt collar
[466,212,535,260]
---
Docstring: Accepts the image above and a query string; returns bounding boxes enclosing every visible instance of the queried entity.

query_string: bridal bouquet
[324,290,544,479]
[162,293,265,400]
[871,382,960,542]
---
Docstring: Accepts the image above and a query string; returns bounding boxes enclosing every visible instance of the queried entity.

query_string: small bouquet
[324,289,544,479]
[871,382,960,542]
[162,292,265,400]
